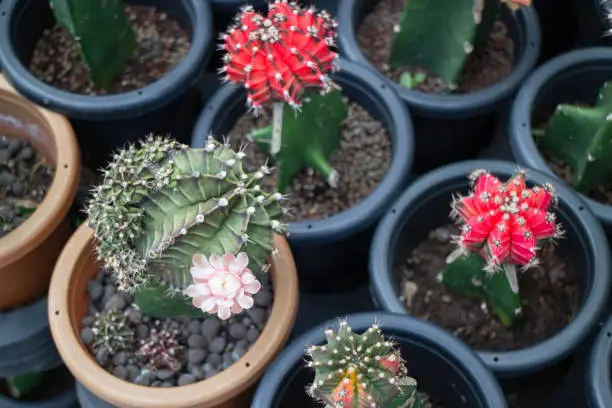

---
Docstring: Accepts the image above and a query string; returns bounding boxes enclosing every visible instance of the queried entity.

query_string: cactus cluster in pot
[440,169,563,326]
[534,80,612,195]
[305,320,421,408]
[86,134,288,322]
[388,0,531,91]
[218,0,349,192]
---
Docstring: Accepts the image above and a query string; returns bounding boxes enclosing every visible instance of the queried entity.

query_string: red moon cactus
[449,169,563,278]
[219,1,339,112]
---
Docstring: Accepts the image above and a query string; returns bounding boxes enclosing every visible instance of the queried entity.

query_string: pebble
[112,366,128,380]
[206,353,222,366]
[126,309,142,324]
[190,365,205,380]
[187,320,201,334]
[82,316,95,327]
[80,328,94,344]
[95,347,110,366]
[105,294,127,312]
[87,281,103,302]
[208,336,226,354]
[177,374,196,386]
[253,290,272,307]
[134,370,153,386]
[246,327,260,343]
[156,369,175,381]
[201,318,220,340]
[187,334,207,349]
[113,352,128,366]
[136,324,149,340]
[0,172,15,187]
[11,182,23,196]
[246,308,266,326]
[228,323,247,340]
[187,349,207,364]
[161,382,174,388]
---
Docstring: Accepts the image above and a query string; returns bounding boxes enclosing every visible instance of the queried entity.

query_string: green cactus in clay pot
[218,0,349,192]
[85,134,287,320]
[388,0,531,91]
[305,320,421,408]
[50,0,136,89]
[534,80,612,194]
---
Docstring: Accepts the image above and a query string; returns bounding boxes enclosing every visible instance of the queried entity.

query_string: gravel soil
[29,5,190,95]
[80,269,273,387]
[226,100,392,221]
[0,135,54,238]
[356,0,515,94]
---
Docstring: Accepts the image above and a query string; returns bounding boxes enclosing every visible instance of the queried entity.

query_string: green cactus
[248,91,349,193]
[86,135,286,318]
[5,372,44,399]
[388,0,528,89]
[305,320,421,408]
[50,0,136,89]
[91,310,134,355]
[534,80,612,193]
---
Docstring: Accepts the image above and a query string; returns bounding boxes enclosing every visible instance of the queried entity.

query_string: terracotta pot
[0,74,80,310]
[48,222,299,408]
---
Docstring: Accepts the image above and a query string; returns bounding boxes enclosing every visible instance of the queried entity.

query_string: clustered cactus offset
[388,0,531,90]
[218,0,349,192]
[534,80,612,194]
[441,169,563,326]
[86,134,286,319]
[305,320,420,408]
[50,0,136,88]
[91,310,134,355]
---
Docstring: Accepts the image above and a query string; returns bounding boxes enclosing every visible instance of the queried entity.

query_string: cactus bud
[305,320,420,408]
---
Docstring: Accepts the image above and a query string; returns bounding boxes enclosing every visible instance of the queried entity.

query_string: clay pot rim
[0,74,80,267]
[48,222,299,408]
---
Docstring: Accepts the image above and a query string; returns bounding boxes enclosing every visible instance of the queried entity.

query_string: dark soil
[399,225,580,351]
[29,5,190,95]
[0,135,54,238]
[80,269,273,387]
[226,100,392,221]
[357,0,515,94]
[542,151,612,205]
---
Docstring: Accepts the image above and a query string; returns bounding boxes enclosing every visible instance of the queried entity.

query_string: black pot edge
[369,159,612,377]
[509,47,612,230]
[587,315,612,408]
[191,58,415,245]
[0,385,77,408]
[251,311,508,408]
[75,382,114,408]
[0,297,62,377]
[0,0,213,120]
[336,0,542,119]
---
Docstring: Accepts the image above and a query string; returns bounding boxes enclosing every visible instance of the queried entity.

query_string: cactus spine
[86,135,286,317]
[305,320,421,408]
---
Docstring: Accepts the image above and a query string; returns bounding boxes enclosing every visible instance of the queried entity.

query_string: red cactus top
[219,1,339,112]
[451,169,562,272]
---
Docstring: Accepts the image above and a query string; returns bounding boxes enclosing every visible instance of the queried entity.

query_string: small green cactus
[535,80,612,193]
[305,320,421,408]
[50,0,136,89]
[86,135,286,318]
[388,0,531,90]
[91,310,133,355]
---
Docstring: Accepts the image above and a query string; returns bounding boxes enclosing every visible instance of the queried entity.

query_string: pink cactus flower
[183,252,262,320]
[449,169,563,275]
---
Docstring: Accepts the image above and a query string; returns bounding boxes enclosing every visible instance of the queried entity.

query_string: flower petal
[192,254,211,269]
[244,279,261,295]
[224,275,242,294]
[209,254,225,271]
[237,292,254,309]
[217,306,232,320]
[232,252,249,274]
[209,276,225,296]
[221,253,236,270]
[231,301,243,314]
[190,265,216,281]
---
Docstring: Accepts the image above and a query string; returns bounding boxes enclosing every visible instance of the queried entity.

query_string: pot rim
[48,223,299,408]
[369,159,611,377]
[191,58,414,244]
[509,46,612,228]
[587,315,612,408]
[0,0,213,120]
[337,0,541,119]
[251,311,508,408]
[0,74,80,267]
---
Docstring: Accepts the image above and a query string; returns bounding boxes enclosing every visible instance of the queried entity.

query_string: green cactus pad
[306,321,420,408]
[6,372,44,399]
[535,81,612,193]
[51,0,136,89]
[441,252,521,327]
[86,135,285,318]
[249,90,349,192]
[387,0,500,88]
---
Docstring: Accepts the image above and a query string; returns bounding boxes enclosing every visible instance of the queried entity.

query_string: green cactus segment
[50,0,136,89]
[86,135,284,318]
[536,81,612,193]
[5,372,44,399]
[387,0,500,88]
[249,90,349,192]
[306,321,421,408]
[442,253,521,327]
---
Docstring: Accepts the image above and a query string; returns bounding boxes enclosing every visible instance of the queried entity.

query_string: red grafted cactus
[219,0,339,111]
[450,169,563,274]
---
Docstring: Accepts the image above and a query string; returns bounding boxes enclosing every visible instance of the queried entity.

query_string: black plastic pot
[337,0,541,174]
[533,0,579,62]
[587,315,612,408]
[0,367,78,408]
[251,312,508,408]
[369,159,611,379]
[75,382,112,408]
[192,58,414,293]
[509,47,612,233]
[0,0,213,169]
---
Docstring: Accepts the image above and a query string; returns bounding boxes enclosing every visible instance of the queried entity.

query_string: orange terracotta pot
[0,74,80,310]
[48,222,299,408]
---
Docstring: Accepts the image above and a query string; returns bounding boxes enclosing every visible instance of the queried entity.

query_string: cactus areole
[219,0,340,112]
[85,135,287,319]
